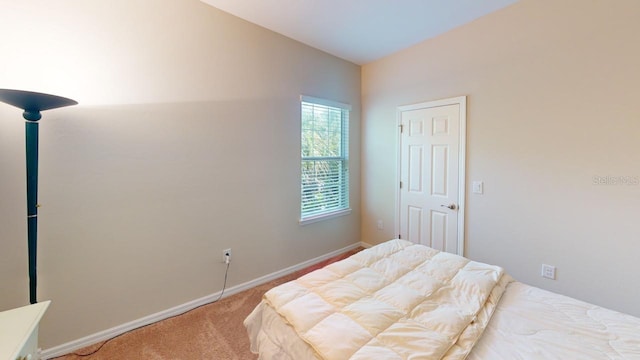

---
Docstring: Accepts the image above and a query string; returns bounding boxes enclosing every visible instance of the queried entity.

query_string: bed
[244,239,640,359]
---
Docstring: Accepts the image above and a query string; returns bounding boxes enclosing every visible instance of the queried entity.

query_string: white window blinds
[300,96,351,223]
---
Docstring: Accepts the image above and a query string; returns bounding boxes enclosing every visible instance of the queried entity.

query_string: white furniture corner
[0,300,50,360]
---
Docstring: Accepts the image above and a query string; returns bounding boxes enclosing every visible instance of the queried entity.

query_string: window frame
[299,95,351,225]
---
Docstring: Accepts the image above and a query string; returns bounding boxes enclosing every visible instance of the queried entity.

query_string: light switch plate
[472,181,484,194]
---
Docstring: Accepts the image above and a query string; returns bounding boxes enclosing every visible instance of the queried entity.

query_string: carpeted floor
[53,247,363,360]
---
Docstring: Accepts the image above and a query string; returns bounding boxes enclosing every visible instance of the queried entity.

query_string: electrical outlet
[222,248,231,264]
[541,264,556,280]
[376,219,384,230]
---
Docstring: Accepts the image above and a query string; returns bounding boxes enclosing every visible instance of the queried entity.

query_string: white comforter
[468,282,640,359]
[255,239,511,360]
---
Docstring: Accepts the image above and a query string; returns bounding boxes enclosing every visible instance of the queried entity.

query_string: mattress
[245,241,640,359]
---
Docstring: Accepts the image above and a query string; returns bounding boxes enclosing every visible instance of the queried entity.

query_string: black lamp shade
[0,89,78,121]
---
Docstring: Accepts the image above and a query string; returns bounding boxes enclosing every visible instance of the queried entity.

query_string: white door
[398,97,466,255]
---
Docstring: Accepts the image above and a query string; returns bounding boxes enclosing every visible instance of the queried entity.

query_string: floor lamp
[0,89,78,304]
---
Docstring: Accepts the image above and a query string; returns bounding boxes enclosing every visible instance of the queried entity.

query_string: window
[300,96,351,224]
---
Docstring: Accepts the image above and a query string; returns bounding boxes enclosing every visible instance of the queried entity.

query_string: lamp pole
[0,89,77,304]
[25,115,41,304]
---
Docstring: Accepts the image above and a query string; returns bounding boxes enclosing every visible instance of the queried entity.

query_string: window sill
[299,208,352,226]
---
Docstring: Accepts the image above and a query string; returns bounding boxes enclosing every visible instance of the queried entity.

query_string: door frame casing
[394,96,467,256]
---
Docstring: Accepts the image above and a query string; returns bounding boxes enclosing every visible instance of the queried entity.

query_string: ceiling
[200,0,519,65]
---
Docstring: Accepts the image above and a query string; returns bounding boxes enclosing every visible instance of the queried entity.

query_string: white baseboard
[42,241,366,359]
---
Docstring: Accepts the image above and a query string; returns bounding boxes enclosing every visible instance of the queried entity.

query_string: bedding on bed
[247,239,512,360]
[245,240,640,359]
[467,281,640,359]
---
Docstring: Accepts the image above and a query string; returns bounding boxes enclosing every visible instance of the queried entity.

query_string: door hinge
[399,124,404,133]
[398,234,402,239]
[399,181,403,189]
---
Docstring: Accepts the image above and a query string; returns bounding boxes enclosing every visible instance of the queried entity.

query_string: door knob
[440,204,457,210]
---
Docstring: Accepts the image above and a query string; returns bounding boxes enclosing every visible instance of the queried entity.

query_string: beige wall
[0,0,361,348]
[362,0,640,316]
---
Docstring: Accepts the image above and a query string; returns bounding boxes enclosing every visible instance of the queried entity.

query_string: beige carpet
[54,248,362,360]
